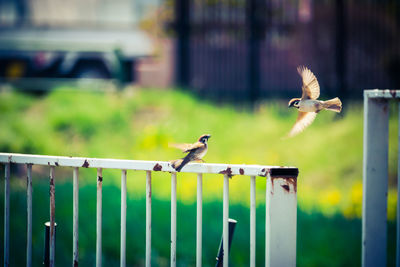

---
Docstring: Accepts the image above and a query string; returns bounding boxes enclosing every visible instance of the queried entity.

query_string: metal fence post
[362,95,389,267]
[215,219,237,267]
[265,172,297,267]
[43,222,57,267]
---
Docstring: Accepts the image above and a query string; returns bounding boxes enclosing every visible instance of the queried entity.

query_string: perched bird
[287,66,342,137]
[170,134,211,172]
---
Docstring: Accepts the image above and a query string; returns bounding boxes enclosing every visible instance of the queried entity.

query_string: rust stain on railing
[153,163,162,171]
[219,167,233,177]
[82,160,89,168]
[269,168,299,194]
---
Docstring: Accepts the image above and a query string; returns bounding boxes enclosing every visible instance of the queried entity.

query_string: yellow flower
[343,182,362,219]
[319,189,342,216]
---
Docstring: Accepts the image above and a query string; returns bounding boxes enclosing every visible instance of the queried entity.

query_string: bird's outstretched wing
[169,142,205,153]
[288,111,317,137]
[297,66,320,100]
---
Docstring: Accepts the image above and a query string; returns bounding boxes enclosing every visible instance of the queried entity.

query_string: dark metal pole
[43,222,57,267]
[336,0,347,97]
[247,0,260,104]
[15,0,29,26]
[175,0,190,88]
[215,219,237,267]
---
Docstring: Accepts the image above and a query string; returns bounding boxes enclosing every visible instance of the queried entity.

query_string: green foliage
[0,87,398,266]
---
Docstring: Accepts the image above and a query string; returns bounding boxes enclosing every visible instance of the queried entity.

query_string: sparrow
[170,134,211,172]
[287,66,342,137]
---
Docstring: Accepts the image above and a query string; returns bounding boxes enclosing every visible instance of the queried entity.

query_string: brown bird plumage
[170,134,211,172]
[287,66,342,137]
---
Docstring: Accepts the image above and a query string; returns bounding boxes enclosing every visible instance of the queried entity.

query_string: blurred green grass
[0,87,398,266]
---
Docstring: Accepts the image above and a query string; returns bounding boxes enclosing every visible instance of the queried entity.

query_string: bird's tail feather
[171,157,190,172]
[323,97,342,113]
[171,159,183,170]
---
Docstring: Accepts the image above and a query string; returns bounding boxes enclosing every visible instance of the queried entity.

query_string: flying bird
[170,134,211,172]
[287,66,342,137]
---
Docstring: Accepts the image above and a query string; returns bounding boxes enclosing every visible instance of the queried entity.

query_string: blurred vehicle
[0,27,154,89]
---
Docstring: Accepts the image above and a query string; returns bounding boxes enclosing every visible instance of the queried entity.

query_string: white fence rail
[362,89,400,267]
[1,152,298,267]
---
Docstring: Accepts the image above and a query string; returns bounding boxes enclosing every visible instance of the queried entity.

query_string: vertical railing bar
[397,103,400,267]
[4,163,10,267]
[146,171,152,267]
[196,173,203,267]
[171,172,177,267]
[26,164,33,267]
[49,166,56,267]
[265,173,268,267]
[250,175,256,267]
[96,168,103,267]
[73,167,79,266]
[120,169,127,267]
[223,174,229,267]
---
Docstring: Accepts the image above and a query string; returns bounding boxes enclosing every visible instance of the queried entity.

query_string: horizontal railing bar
[364,89,400,99]
[0,153,298,177]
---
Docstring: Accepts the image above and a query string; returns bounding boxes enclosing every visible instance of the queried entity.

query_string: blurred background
[0,0,399,266]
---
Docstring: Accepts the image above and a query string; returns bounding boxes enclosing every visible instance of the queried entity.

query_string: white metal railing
[1,152,298,267]
[362,89,400,267]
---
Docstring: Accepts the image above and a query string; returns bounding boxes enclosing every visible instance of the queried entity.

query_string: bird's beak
[206,134,211,139]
